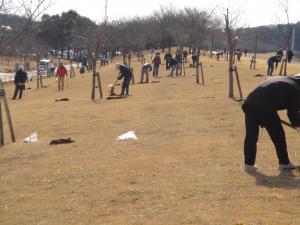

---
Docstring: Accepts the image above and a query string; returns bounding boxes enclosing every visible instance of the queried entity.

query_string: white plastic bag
[116,131,138,141]
[22,132,38,143]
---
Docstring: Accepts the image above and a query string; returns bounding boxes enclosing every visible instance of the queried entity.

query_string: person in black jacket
[116,64,132,96]
[267,55,281,76]
[242,75,300,170]
[164,52,172,70]
[12,66,28,100]
[287,50,294,63]
[168,58,180,77]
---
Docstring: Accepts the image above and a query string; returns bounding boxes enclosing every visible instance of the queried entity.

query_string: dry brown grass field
[0,51,300,225]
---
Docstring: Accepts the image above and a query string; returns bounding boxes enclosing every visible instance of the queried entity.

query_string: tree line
[1,7,299,59]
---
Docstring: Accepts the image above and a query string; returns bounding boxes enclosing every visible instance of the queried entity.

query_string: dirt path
[0,53,300,225]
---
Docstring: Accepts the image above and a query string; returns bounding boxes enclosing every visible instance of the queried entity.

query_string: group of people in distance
[10,49,300,172]
[114,49,190,97]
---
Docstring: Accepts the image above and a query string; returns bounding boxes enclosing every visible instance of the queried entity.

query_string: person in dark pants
[183,50,188,62]
[164,52,172,70]
[287,50,294,63]
[242,75,300,170]
[12,66,28,100]
[169,58,180,77]
[192,51,198,68]
[140,63,152,83]
[267,55,281,76]
[152,53,161,78]
[116,64,132,96]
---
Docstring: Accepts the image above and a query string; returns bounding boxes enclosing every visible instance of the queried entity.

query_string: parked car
[38,59,55,76]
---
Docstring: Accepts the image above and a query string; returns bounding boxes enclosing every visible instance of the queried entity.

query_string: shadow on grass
[246,169,300,189]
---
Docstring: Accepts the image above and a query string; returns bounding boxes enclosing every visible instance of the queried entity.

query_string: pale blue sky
[47,0,300,27]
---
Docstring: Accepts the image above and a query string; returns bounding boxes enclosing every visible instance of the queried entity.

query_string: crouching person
[169,58,180,77]
[242,75,300,171]
[116,64,132,96]
[141,63,152,83]
[12,66,28,100]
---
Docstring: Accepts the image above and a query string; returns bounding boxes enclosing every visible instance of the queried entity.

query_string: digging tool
[280,119,296,130]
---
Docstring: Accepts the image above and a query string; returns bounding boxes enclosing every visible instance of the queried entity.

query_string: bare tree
[276,0,294,75]
[0,0,52,55]
[225,8,240,98]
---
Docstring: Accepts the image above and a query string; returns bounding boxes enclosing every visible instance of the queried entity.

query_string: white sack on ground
[22,132,38,143]
[116,131,138,141]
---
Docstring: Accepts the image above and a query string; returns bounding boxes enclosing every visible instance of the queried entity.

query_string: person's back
[268,55,279,64]
[15,70,27,84]
[244,76,300,118]
[119,64,132,79]
[152,55,161,65]
[142,63,152,71]
[164,53,172,60]
[56,65,67,77]
[287,50,294,63]
[169,58,178,66]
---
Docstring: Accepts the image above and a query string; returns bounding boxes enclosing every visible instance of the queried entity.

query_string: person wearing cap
[116,64,132,96]
[55,63,68,91]
[140,63,152,83]
[12,66,28,100]
[242,75,300,170]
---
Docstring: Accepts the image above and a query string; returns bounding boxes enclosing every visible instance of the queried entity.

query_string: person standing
[12,66,28,100]
[164,52,172,70]
[242,75,300,170]
[192,50,198,68]
[140,63,152,83]
[152,53,161,78]
[116,64,132,96]
[55,63,68,91]
[175,51,183,75]
[183,50,188,63]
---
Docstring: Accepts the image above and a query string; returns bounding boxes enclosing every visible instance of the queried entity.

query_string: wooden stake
[0,95,4,146]
[36,71,43,88]
[279,59,286,76]
[130,68,135,85]
[233,66,243,99]
[200,63,204,85]
[96,72,103,99]
[91,72,103,100]
[0,80,15,145]
[2,89,15,142]
[196,64,200,84]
